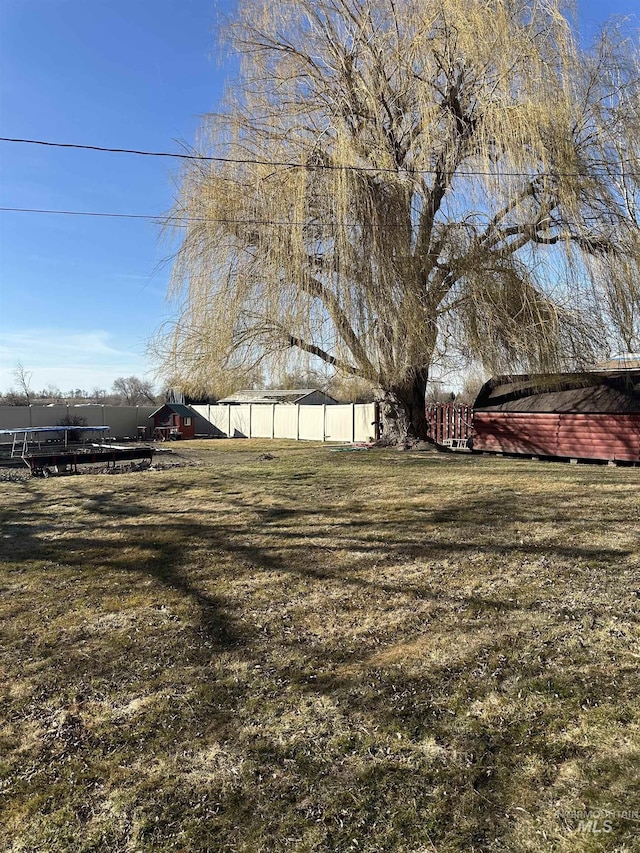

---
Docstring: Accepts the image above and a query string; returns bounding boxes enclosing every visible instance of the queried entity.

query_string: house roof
[217,389,337,404]
[473,371,640,413]
[148,403,194,418]
[595,355,640,371]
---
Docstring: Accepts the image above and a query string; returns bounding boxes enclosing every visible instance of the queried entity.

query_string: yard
[1,440,638,852]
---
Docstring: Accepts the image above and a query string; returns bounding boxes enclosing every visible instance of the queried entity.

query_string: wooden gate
[426,403,473,448]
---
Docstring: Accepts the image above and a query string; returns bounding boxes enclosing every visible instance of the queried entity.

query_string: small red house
[471,371,640,463]
[149,403,196,440]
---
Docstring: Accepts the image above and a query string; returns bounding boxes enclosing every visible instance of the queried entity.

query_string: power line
[0,205,420,228]
[0,205,453,229]
[0,205,579,233]
[0,206,162,222]
[0,137,207,162]
[1,135,637,179]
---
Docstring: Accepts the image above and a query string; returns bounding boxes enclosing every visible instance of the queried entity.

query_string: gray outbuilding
[217,389,338,405]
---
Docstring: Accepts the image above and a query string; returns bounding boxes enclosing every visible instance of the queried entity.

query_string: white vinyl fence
[0,403,379,443]
[0,405,157,439]
[191,403,378,443]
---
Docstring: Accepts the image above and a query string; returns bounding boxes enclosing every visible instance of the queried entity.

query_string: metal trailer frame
[0,426,153,475]
[25,446,154,477]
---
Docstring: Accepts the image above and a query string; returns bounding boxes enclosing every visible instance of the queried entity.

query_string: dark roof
[473,371,640,413]
[217,389,337,404]
[149,403,194,418]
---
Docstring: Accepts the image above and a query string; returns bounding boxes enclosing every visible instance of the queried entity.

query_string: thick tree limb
[303,273,378,379]
[288,335,362,375]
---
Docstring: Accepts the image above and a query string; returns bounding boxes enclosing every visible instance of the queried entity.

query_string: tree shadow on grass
[2,469,638,852]
[1,489,250,652]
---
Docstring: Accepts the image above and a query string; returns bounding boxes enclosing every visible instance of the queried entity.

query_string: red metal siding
[472,412,640,462]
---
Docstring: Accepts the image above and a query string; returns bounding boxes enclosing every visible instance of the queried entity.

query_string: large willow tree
[159,0,639,442]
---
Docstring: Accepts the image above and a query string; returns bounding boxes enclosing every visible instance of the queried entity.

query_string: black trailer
[25,446,154,476]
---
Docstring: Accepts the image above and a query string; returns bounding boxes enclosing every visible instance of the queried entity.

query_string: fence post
[296,404,300,441]
[228,405,232,439]
[249,404,253,439]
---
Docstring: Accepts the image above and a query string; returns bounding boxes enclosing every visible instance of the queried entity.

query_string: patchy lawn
[0,440,638,852]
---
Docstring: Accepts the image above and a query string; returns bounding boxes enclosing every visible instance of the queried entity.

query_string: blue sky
[0,0,234,394]
[0,0,637,395]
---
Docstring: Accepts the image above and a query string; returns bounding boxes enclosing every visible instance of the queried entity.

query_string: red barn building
[149,403,196,440]
[471,371,640,463]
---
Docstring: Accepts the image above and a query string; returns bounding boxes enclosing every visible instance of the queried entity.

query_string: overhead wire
[0,205,588,236]
[0,135,634,230]
[1,135,638,179]
[0,206,162,222]
[0,205,458,229]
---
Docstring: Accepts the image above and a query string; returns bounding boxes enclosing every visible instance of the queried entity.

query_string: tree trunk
[378,369,430,446]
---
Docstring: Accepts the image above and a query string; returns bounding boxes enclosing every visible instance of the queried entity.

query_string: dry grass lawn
[0,440,638,852]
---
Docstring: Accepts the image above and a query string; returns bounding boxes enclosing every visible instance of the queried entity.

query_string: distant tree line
[1,362,479,409]
[0,368,159,407]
